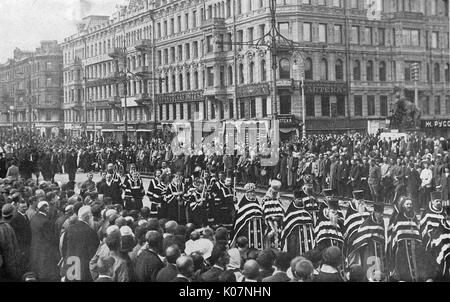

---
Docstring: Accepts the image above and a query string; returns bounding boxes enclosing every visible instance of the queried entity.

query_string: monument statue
[389,87,422,130]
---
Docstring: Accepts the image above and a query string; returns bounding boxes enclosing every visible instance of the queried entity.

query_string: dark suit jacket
[198,266,224,282]
[262,271,291,282]
[62,220,100,281]
[406,169,421,193]
[9,212,31,254]
[98,181,123,204]
[156,263,178,282]
[65,154,78,173]
[134,248,164,282]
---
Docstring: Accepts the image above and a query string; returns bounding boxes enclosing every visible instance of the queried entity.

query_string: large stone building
[0,41,63,136]
[61,0,450,142]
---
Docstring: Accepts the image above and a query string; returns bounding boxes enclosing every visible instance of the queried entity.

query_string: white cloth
[184,238,213,259]
[420,168,433,187]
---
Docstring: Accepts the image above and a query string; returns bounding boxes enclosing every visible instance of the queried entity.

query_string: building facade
[0,41,63,136]
[61,0,450,142]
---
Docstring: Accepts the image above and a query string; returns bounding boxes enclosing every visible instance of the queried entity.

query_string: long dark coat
[61,220,99,281]
[30,212,59,281]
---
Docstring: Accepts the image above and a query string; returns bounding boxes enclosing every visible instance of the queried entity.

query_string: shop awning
[279,128,297,133]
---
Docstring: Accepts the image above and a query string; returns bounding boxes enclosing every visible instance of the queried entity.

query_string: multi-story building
[62,0,450,142]
[0,41,63,136]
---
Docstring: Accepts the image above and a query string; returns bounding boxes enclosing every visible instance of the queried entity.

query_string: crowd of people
[0,128,449,282]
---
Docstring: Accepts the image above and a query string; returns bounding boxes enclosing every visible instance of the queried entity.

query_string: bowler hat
[1,203,15,219]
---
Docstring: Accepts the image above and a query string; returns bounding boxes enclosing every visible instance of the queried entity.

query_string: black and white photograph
[0,0,449,288]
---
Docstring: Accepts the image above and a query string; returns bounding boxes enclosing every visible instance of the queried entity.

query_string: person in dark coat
[65,148,78,184]
[406,162,422,213]
[0,153,7,178]
[98,174,123,205]
[156,245,180,282]
[0,204,21,281]
[134,230,164,282]
[170,255,194,282]
[30,201,59,281]
[262,252,292,282]
[198,245,229,282]
[61,206,100,282]
[9,200,32,275]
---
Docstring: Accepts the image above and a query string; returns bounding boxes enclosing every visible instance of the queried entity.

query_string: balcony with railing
[134,39,152,52]
[108,47,126,59]
[201,17,225,29]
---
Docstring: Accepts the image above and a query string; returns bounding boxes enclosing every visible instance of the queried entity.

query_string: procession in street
[1,0,450,284]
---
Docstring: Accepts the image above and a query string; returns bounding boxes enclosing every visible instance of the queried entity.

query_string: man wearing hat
[66,148,78,187]
[343,190,370,261]
[80,172,96,199]
[346,201,387,279]
[0,204,21,281]
[280,189,315,258]
[30,201,59,281]
[419,191,446,252]
[262,180,284,249]
[314,189,344,252]
[230,183,264,250]
[9,198,32,275]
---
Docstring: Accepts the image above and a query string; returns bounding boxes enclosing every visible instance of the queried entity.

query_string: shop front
[421,119,450,138]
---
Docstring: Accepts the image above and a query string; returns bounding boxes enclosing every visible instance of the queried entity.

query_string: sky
[0,0,126,63]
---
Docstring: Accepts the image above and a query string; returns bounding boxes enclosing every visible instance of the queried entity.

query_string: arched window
[261,60,267,82]
[353,60,361,80]
[239,63,244,84]
[305,58,313,80]
[228,66,233,85]
[366,60,373,81]
[279,58,290,79]
[335,59,343,81]
[379,61,386,82]
[165,76,169,92]
[249,62,254,83]
[186,72,191,90]
[320,58,328,80]
[434,63,441,82]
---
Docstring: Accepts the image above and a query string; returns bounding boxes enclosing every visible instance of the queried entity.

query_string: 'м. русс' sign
[422,120,450,128]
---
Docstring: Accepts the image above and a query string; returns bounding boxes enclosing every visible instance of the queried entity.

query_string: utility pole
[344,0,351,118]
[123,35,129,147]
[301,76,305,139]
[233,0,239,119]
[269,0,278,119]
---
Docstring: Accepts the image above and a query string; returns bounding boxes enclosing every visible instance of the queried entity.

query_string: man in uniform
[343,190,371,262]
[346,201,386,281]
[262,180,284,249]
[280,189,315,258]
[314,189,344,252]
[230,183,264,250]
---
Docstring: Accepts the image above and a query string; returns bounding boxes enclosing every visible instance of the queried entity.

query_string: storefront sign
[278,115,300,128]
[237,83,270,98]
[304,81,348,95]
[422,120,450,128]
[156,90,204,104]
